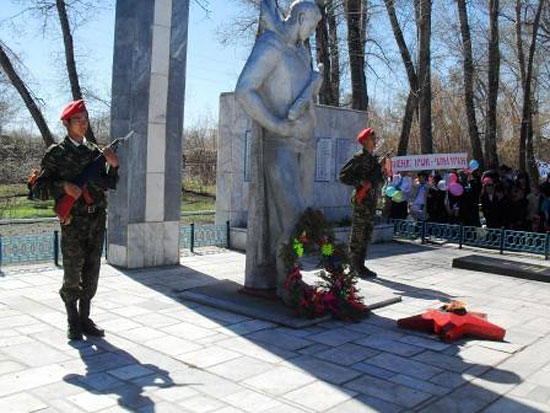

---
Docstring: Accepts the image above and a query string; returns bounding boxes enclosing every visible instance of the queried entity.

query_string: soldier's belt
[73,205,103,215]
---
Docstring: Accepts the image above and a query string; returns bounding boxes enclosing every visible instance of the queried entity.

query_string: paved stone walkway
[0,242,549,412]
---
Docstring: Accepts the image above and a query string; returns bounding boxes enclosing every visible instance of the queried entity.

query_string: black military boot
[351,247,377,279]
[361,267,378,278]
[65,300,83,340]
[79,299,105,337]
[350,256,366,278]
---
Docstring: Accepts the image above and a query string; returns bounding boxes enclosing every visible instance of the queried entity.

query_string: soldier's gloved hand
[62,182,82,199]
[103,147,119,168]
[361,180,372,192]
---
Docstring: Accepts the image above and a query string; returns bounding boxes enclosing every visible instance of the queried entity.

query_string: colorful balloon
[449,173,458,184]
[449,183,464,196]
[392,190,404,203]
[385,186,397,197]
[437,180,447,191]
[469,160,480,171]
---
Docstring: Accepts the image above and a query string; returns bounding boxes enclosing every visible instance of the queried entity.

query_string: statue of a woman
[235,0,322,299]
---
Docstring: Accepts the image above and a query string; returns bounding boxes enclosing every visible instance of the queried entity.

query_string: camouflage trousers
[349,199,375,270]
[59,211,106,303]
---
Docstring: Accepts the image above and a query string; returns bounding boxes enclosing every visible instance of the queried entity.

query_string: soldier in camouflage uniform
[339,127,387,278]
[33,99,119,340]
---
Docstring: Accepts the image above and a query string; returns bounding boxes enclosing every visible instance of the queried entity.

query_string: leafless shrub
[0,132,45,185]
[183,115,217,194]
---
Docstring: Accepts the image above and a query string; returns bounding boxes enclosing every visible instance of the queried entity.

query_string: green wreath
[279,208,368,320]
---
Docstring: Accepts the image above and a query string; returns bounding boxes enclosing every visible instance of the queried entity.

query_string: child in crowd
[457,170,481,227]
[480,177,508,229]
[508,184,528,230]
[410,171,429,220]
[538,182,550,232]
[426,174,447,223]
[389,171,412,219]
[527,182,541,232]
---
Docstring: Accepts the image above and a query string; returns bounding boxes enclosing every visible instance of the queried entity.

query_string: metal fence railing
[3,218,548,266]
[0,220,230,267]
[179,221,230,252]
[390,219,550,260]
[0,233,57,265]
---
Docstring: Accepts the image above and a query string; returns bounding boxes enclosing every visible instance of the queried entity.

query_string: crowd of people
[384,165,550,233]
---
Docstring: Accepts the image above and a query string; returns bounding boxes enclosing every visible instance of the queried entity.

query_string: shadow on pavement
[367,242,437,260]
[99,255,544,413]
[371,277,456,301]
[63,337,189,412]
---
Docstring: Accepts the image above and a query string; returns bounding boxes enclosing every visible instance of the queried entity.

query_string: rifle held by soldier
[54,130,134,222]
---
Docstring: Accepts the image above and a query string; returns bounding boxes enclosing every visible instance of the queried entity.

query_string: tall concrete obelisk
[108,0,189,268]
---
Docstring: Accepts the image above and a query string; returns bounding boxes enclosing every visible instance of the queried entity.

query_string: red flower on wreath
[313,291,325,314]
[280,208,369,321]
[284,266,302,289]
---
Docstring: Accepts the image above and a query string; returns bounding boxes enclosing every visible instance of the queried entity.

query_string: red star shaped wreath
[397,301,506,342]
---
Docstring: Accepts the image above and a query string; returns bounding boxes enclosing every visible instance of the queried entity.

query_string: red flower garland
[280,209,368,321]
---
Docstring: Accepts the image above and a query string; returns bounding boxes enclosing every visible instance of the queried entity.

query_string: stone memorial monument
[107,0,190,268]
[216,96,368,230]
[234,0,323,296]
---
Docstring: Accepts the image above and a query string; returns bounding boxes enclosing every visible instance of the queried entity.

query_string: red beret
[357,127,374,145]
[60,99,87,120]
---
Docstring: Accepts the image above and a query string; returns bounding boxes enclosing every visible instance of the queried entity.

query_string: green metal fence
[6,218,546,266]
[179,221,230,252]
[390,219,550,259]
[0,221,230,267]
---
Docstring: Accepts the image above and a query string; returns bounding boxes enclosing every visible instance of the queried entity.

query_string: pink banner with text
[392,153,468,172]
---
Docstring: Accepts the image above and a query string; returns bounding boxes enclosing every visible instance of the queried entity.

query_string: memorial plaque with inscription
[335,138,357,178]
[315,138,332,182]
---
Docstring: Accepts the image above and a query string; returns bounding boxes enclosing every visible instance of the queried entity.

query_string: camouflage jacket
[339,148,383,204]
[33,136,118,214]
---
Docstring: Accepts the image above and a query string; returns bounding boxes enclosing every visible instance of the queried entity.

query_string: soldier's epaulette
[44,142,64,156]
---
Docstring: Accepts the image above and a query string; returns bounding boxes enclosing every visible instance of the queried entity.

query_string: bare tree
[417,0,433,153]
[457,0,484,167]
[485,0,500,168]
[0,76,18,133]
[55,0,96,143]
[384,0,419,155]
[0,42,54,147]
[344,0,369,111]
[516,0,545,179]
[327,0,340,106]
[315,0,339,106]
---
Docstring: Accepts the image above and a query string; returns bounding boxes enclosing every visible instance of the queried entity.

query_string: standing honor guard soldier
[339,127,390,279]
[33,99,119,340]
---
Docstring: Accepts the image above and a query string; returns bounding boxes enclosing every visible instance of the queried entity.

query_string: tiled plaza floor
[0,242,549,412]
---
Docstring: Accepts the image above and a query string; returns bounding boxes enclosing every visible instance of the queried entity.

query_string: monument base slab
[177,279,402,329]
[452,255,550,282]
